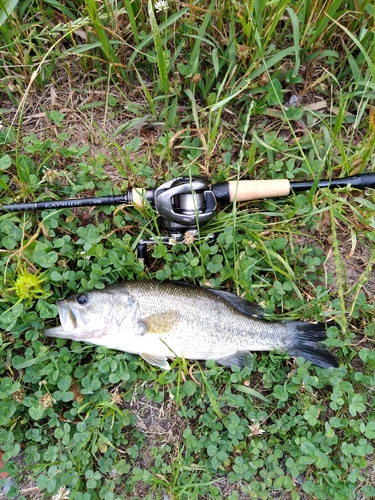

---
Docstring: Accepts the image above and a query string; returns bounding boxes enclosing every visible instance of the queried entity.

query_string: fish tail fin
[286,322,338,369]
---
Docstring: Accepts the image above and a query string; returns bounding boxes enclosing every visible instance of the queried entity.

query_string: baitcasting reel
[136,177,217,262]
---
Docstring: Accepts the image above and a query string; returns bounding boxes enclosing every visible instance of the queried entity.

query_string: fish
[44,280,338,370]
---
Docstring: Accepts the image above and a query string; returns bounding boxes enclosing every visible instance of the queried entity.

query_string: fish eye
[77,293,88,305]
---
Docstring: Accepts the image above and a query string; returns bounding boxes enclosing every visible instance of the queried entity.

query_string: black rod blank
[1,194,133,212]
[1,173,375,213]
[290,173,375,192]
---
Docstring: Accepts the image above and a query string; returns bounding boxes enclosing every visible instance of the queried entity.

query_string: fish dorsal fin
[143,311,180,335]
[171,281,265,318]
[141,353,171,370]
[210,289,264,318]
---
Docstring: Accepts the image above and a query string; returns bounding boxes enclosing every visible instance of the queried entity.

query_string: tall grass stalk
[328,192,348,331]
[85,0,125,78]
[123,0,141,45]
[185,0,216,75]
[147,0,170,95]
[127,7,189,67]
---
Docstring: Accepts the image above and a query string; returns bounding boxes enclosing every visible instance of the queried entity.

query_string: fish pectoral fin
[216,351,252,368]
[143,311,180,335]
[141,353,171,370]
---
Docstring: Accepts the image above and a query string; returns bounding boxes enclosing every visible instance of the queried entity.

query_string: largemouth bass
[44,280,337,369]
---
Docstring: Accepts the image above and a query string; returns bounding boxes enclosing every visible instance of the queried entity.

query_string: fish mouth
[44,301,80,338]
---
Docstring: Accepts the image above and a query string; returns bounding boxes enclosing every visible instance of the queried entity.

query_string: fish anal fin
[141,353,171,370]
[215,351,252,368]
[143,311,180,335]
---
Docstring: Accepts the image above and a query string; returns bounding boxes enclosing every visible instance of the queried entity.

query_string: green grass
[1,0,375,499]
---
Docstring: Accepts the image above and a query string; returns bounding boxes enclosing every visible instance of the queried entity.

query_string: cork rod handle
[227,179,291,202]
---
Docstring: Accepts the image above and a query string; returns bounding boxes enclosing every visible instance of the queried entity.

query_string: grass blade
[147,0,170,94]
[301,0,344,50]
[232,384,271,403]
[187,0,215,75]
[286,6,301,77]
[85,0,124,77]
[210,47,294,111]
[133,65,157,116]
[0,0,18,26]
[329,14,375,80]
[123,0,140,45]
[128,7,189,67]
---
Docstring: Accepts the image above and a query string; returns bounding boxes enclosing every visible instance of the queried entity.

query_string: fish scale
[44,280,338,370]
[123,281,286,354]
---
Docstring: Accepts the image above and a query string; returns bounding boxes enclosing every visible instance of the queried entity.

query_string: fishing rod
[2,173,375,260]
